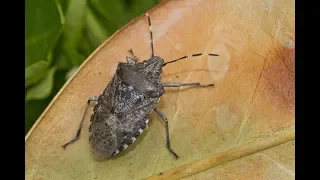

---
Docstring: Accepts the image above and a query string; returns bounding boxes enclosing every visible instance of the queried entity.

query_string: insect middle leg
[62,96,99,149]
[162,82,214,87]
[153,107,180,159]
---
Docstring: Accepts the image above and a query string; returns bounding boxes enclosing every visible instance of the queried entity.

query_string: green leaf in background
[129,0,162,17]
[57,0,70,13]
[62,0,87,65]
[26,0,64,67]
[25,61,49,88]
[89,0,127,34]
[26,68,57,101]
[65,66,79,80]
[85,7,109,47]
[52,40,75,70]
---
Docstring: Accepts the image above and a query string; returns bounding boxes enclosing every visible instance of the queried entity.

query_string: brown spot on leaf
[262,42,295,113]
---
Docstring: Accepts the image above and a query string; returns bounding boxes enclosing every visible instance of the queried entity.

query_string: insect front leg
[153,107,180,159]
[126,57,137,64]
[162,82,214,87]
[62,96,99,149]
[126,49,139,64]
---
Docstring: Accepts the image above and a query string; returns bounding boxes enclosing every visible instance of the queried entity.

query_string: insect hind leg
[62,96,99,149]
[153,107,179,159]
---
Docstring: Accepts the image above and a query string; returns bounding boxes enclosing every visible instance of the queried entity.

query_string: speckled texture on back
[89,56,164,159]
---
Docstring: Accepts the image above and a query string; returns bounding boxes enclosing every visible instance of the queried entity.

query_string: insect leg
[162,82,214,87]
[126,57,136,64]
[163,53,219,66]
[128,49,139,61]
[153,107,180,159]
[62,96,99,149]
[145,12,154,57]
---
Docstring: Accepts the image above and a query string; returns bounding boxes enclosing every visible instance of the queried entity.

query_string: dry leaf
[25,0,295,179]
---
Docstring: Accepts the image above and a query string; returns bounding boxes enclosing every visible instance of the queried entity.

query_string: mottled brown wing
[89,73,159,158]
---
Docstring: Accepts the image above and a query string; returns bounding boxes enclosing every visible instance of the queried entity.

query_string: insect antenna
[144,12,219,66]
[163,53,219,67]
[145,12,154,58]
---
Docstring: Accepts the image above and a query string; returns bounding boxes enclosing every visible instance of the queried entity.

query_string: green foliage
[26,67,57,101]
[25,0,162,134]
[25,61,49,87]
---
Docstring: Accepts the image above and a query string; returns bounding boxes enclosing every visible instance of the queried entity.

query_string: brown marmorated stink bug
[62,12,219,160]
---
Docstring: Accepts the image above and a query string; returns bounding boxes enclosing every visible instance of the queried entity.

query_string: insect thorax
[117,56,164,97]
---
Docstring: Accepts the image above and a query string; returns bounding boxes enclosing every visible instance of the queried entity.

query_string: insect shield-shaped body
[89,56,164,159]
[62,12,219,160]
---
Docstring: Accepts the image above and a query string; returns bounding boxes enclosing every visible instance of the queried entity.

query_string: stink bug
[62,12,219,160]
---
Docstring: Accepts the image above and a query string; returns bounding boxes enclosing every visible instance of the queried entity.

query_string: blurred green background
[25,0,162,134]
